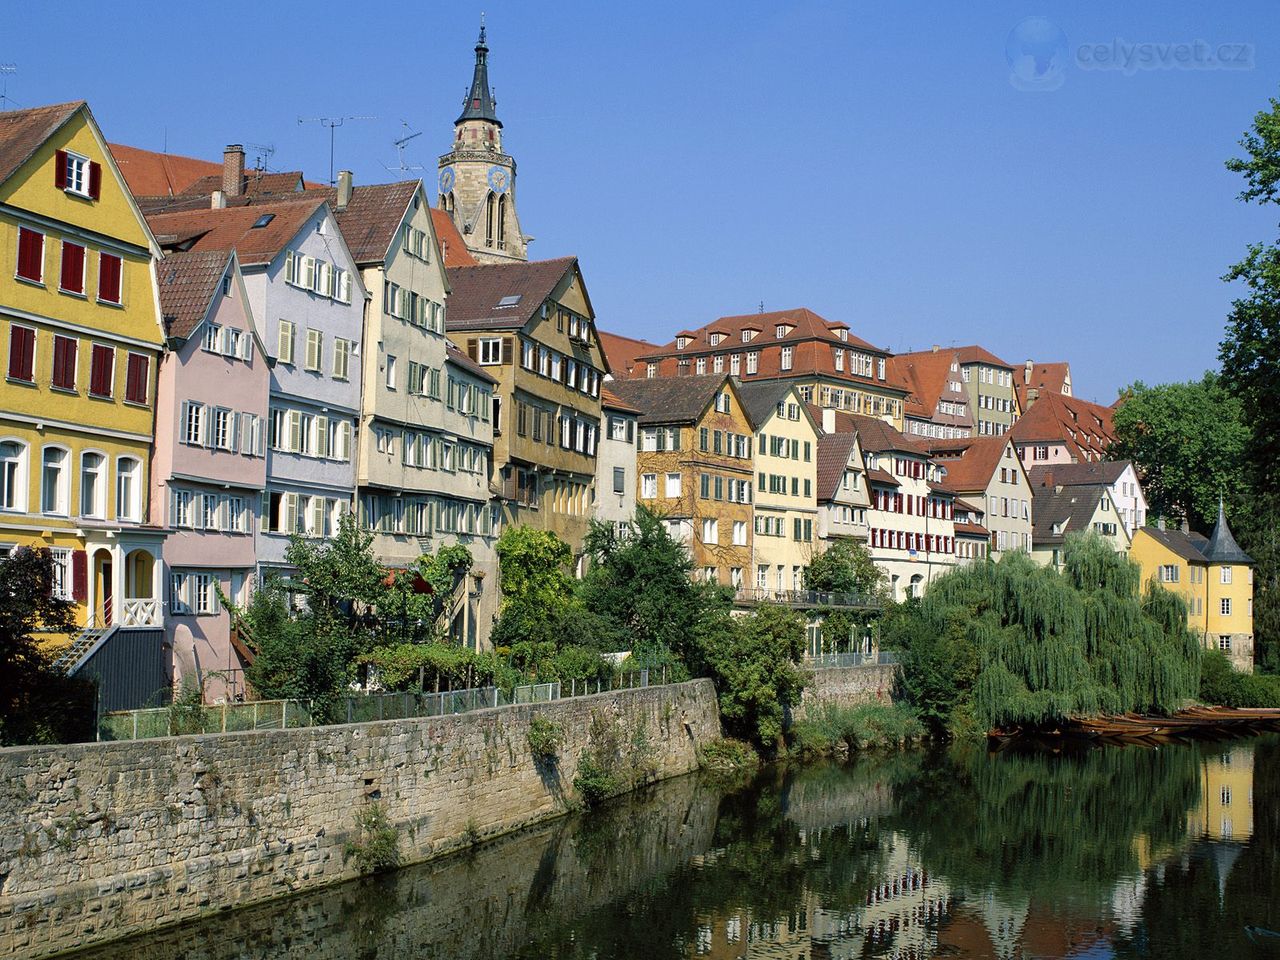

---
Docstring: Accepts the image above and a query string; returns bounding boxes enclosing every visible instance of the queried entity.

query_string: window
[746,352,759,375]
[115,457,140,521]
[88,344,114,398]
[732,520,747,546]
[59,151,94,198]
[49,548,72,601]
[305,329,323,371]
[1221,566,1232,584]
[0,441,27,511]
[79,451,105,518]
[665,473,682,498]
[97,253,122,304]
[7,324,35,383]
[1159,564,1180,583]
[193,573,218,615]
[613,466,625,495]
[332,338,352,380]
[41,447,69,515]
[641,473,657,498]
[478,337,503,365]
[16,227,44,283]
[51,335,77,390]
[59,241,85,294]
[277,320,296,364]
[1221,598,1232,617]
[125,353,149,405]
[780,346,793,371]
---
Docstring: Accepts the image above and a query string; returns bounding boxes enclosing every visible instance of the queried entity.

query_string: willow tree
[885,532,1201,734]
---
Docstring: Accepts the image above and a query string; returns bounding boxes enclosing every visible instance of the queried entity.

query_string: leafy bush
[527,714,563,760]
[698,738,760,776]
[573,755,618,807]
[789,702,925,757]
[344,802,400,874]
[1200,649,1280,706]
[167,679,207,735]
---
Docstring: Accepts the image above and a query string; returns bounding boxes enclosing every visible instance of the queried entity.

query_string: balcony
[120,598,162,628]
[733,588,879,611]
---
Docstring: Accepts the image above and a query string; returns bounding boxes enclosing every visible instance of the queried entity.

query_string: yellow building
[0,102,165,655]
[1130,504,1255,672]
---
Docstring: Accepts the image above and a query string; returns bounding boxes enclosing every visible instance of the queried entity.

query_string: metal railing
[806,651,899,669]
[341,686,502,723]
[734,587,878,609]
[100,698,314,741]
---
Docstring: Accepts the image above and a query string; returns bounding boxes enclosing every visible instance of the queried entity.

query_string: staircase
[53,621,117,675]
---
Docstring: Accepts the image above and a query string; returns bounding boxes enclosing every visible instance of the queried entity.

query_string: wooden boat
[989,706,1280,745]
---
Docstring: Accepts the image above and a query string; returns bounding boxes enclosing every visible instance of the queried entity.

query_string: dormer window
[676,337,689,350]
[775,324,791,339]
[497,294,522,308]
[742,329,756,343]
[709,333,723,346]
[839,329,848,342]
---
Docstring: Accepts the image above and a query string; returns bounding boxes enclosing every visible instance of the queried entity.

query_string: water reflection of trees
[891,742,1202,906]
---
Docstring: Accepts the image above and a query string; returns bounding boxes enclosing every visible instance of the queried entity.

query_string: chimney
[336,170,353,212]
[1180,518,1189,534]
[932,344,940,353]
[223,144,245,198]
[210,190,226,210]
[1157,516,1166,531]
[822,408,836,434]
[1024,359,1033,384]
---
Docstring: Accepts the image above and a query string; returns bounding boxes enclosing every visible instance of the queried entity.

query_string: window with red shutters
[98,253,122,304]
[89,344,114,397]
[59,241,85,294]
[16,227,43,282]
[51,335,77,390]
[124,352,148,405]
[88,161,101,200]
[7,325,35,382]
[54,150,68,189]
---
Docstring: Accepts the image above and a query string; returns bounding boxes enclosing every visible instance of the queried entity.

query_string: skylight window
[252,214,275,229]
[497,294,522,308]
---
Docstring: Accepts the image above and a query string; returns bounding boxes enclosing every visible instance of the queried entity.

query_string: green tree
[1220,95,1280,671]
[579,508,731,673]
[0,547,93,745]
[803,538,889,602]
[1109,374,1249,530]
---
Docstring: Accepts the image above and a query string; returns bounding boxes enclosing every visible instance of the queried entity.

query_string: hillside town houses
[0,27,1255,707]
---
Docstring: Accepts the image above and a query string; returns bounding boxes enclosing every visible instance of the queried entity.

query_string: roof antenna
[0,64,17,111]
[245,142,276,172]
[758,300,765,314]
[383,121,424,174]
[297,115,376,185]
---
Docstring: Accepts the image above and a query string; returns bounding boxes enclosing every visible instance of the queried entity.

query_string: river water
[68,734,1280,960]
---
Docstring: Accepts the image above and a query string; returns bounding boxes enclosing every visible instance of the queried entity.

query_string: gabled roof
[431,208,477,267]
[607,374,731,426]
[888,349,971,425]
[1202,501,1253,565]
[1008,390,1114,461]
[601,386,641,415]
[1136,526,1211,564]
[816,433,861,501]
[183,170,306,198]
[146,198,328,266]
[598,329,660,380]
[307,181,419,264]
[931,437,1017,493]
[109,142,221,197]
[736,379,798,431]
[156,249,235,339]
[805,403,930,455]
[1016,361,1072,409]
[1027,459,1130,489]
[0,101,84,187]
[953,345,1014,369]
[444,256,580,331]
[1031,483,1121,546]
[444,340,498,384]
[645,307,882,356]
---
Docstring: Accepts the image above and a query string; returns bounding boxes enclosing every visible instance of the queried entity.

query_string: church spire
[457,22,501,127]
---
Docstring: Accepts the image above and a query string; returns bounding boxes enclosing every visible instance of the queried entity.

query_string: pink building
[151,250,269,701]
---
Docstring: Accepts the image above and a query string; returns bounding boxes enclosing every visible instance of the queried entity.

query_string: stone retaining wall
[794,663,898,718]
[0,680,721,959]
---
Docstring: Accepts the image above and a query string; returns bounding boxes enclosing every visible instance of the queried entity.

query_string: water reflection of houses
[1188,743,1254,842]
[693,833,952,959]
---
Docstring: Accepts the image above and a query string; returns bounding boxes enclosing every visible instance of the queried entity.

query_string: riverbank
[0,681,720,960]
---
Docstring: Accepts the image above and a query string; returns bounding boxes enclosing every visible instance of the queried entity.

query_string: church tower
[438,25,529,263]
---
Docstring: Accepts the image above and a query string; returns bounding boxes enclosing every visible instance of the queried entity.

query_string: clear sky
[9,1,1279,403]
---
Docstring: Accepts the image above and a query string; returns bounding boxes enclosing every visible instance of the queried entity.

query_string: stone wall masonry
[0,680,721,960]
[793,663,898,719]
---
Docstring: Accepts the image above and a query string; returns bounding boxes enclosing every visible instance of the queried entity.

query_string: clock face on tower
[438,167,456,195]
[487,166,509,194]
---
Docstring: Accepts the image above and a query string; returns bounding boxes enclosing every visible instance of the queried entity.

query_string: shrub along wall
[0,680,720,960]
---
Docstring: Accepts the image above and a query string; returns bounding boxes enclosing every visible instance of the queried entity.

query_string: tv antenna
[245,142,275,172]
[297,115,376,185]
[0,64,17,111]
[383,121,424,174]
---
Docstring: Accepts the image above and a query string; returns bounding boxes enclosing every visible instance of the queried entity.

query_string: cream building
[739,382,821,597]
[1031,482,1131,567]
[814,421,870,545]
[931,437,1032,559]
[1028,459,1147,538]
[594,388,639,536]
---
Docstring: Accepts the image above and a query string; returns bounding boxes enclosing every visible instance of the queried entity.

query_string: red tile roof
[1015,361,1071,409]
[809,404,929,456]
[1009,390,1115,461]
[645,307,882,356]
[146,198,327,266]
[953,344,1014,369]
[444,341,498,384]
[598,329,660,380]
[155,249,235,339]
[444,257,578,331]
[307,181,418,264]
[816,432,861,501]
[928,437,1016,494]
[108,142,222,197]
[954,522,990,538]
[183,170,308,198]
[888,349,972,427]
[600,386,641,415]
[607,374,731,426]
[431,209,477,267]
[0,101,84,187]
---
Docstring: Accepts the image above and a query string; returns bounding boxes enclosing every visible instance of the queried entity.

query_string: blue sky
[10,1,1279,402]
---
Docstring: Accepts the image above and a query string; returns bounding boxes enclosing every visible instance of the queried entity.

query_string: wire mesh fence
[99,699,314,741]
[339,687,503,723]
[806,651,899,669]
